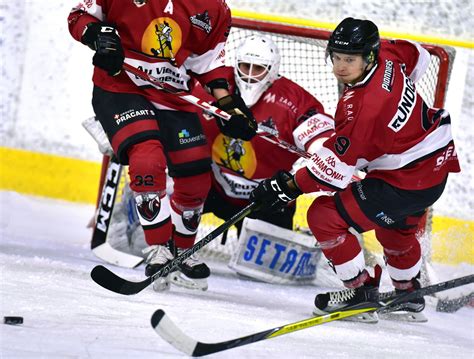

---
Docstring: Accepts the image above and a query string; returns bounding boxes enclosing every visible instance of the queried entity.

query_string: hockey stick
[123,63,233,120]
[90,201,260,295]
[423,261,474,313]
[123,63,315,160]
[123,63,364,183]
[436,292,474,313]
[89,155,145,268]
[151,274,474,357]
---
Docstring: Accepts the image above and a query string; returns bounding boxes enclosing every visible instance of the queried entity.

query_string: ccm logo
[96,161,121,232]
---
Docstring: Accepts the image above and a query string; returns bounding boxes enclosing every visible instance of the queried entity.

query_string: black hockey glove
[81,22,124,76]
[215,94,257,141]
[250,170,302,211]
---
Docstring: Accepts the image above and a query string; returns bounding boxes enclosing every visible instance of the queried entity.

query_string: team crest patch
[133,0,147,7]
[189,11,212,34]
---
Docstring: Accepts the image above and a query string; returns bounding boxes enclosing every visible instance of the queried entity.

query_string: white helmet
[234,35,281,107]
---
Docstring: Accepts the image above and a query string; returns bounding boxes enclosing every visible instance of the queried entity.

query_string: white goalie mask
[234,35,281,107]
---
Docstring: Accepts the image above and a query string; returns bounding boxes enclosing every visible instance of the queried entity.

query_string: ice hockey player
[250,17,460,322]
[68,0,257,291]
[197,35,334,235]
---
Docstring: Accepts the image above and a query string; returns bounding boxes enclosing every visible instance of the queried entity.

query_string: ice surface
[1,191,473,358]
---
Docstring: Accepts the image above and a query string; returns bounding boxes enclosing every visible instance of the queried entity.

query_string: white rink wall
[1,1,472,218]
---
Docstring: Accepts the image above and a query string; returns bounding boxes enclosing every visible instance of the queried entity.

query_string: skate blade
[312,309,378,324]
[170,272,208,291]
[342,312,378,323]
[152,277,171,292]
[379,311,427,323]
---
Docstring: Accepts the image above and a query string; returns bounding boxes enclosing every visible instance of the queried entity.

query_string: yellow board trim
[362,218,474,264]
[0,147,101,204]
[1,146,472,265]
[232,9,474,49]
[295,194,473,265]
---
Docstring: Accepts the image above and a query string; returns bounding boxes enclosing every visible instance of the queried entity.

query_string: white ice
[1,191,473,358]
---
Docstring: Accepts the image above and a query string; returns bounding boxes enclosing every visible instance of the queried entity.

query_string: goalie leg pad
[228,218,321,284]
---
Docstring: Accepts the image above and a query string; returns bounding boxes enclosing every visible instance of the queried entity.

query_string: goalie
[198,35,335,235]
[250,18,461,321]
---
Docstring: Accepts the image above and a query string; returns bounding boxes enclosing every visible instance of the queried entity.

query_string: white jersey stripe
[407,40,431,83]
[183,42,226,75]
[363,122,453,172]
[211,163,259,200]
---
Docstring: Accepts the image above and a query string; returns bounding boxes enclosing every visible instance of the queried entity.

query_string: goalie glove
[215,94,257,141]
[250,170,302,211]
[81,23,124,76]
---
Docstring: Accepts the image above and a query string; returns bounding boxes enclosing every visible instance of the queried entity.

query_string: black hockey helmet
[327,17,380,64]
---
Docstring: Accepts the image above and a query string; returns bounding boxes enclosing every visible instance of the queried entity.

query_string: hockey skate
[379,278,427,323]
[169,246,210,291]
[313,265,382,323]
[143,245,174,292]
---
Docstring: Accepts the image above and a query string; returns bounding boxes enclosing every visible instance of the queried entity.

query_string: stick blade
[92,243,144,269]
[151,309,198,356]
[436,292,474,313]
[90,265,149,295]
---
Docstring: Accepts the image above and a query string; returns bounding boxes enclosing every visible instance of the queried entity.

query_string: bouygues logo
[141,17,182,60]
[178,129,190,139]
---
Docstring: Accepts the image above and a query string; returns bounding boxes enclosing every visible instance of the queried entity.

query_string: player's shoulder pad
[380,39,429,83]
[272,76,319,101]
[381,39,422,62]
[185,0,231,31]
[200,0,231,18]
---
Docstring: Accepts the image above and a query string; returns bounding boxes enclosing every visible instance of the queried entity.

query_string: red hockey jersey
[295,40,461,193]
[197,67,334,205]
[68,0,231,112]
